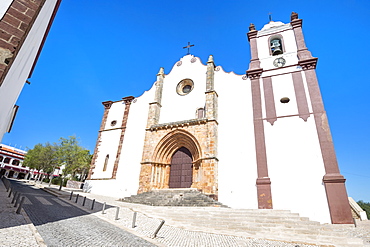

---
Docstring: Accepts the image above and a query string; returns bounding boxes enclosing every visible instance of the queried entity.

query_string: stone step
[120,189,226,207]
[133,205,364,247]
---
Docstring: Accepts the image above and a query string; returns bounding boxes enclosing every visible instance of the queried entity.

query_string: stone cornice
[149,102,162,107]
[247,30,258,41]
[148,118,208,131]
[122,96,135,105]
[291,18,303,29]
[246,68,263,80]
[205,90,218,97]
[102,101,113,109]
[298,57,318,70]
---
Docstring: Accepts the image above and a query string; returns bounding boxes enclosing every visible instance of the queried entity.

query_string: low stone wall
[66,180,84,189]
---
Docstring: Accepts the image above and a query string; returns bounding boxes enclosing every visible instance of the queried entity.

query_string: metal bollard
[14,193,21,207]
[115,207,120,220]
[82,196,87,206]
[16,197,25,214]
[91,199,95,210]
[8,187,12,197]
[75,194,79,203]
[11,191,18,203]
[69,191,73,200]
[153,220,165,238]
[132,212,137,228]
[102,202,106,214]
[353,218,357,227]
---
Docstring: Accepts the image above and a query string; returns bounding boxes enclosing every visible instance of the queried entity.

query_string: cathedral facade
[85,13,353,224]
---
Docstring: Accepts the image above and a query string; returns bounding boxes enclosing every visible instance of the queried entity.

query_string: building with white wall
[0,0,61,142]
[0,143,28,178]
[85,12,353,224]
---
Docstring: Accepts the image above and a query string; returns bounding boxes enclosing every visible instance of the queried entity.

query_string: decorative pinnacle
[249,23,256,31]
[157,67,164,76]
[207,55,214,64]
[291,12,298,21]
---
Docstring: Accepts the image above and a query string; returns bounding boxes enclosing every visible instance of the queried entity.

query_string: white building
[0,0,61,142]
[85,13,353,224]
[0,143,28,178]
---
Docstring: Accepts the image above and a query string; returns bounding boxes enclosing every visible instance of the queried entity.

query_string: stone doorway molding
[138,129,211,194]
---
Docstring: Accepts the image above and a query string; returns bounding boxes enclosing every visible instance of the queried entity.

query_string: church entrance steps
[133,207,365,246]
[119,189,226,207]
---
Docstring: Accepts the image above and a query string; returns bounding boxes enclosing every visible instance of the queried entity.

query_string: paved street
[8,179,158,247]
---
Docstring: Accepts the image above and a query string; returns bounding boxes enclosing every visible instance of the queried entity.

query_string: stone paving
[2,179,370,247]
[0,179,44,247]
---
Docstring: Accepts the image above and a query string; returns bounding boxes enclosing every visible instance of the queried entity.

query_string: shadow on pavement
[6,179,115,227]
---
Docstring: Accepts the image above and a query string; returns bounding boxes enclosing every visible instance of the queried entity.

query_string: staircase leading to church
[137,206,366,247]
[119,188,227,207]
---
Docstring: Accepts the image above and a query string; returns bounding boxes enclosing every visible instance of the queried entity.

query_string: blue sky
[2,0,370,202]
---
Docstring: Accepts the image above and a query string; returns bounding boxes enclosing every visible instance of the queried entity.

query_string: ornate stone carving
[298,57,318,70]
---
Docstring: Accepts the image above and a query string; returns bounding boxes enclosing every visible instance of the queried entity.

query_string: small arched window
[0,156,3,162]
[270,37,284,56]
[103,154,109,171]
[4,157,10,164]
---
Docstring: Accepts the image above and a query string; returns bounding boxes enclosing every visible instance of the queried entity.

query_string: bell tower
[246,13,353,224]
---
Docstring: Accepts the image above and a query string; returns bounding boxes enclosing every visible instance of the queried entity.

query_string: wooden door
[169,147,193,188]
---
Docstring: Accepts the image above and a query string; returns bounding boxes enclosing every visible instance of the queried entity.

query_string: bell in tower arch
[271,38,283,55]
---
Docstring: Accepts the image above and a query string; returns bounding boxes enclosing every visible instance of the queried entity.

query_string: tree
[357,200,370,219]
[24,136,91,187]
[57,136,92,181]
[24,142,59,182]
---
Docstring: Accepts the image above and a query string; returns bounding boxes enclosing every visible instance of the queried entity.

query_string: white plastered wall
[159,55,207,124]
[90,102,126,179]
[114,88,154,197]
[85,87,154,198]
[0,0,58,141]
[262,73,331,223]
[215,67,258,209]
[0,0,13,20]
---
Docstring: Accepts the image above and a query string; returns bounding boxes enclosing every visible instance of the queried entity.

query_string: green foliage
[24,136,91,182]
[357,200,370,219]
[57,136,92,180]
[24,142,59,174]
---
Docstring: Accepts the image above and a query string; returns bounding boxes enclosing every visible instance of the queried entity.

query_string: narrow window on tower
[196,108,205,118]
[270,35,284,56]
[103,154,109,171]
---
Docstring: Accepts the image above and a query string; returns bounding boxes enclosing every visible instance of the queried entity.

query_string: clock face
[273,57,286,67]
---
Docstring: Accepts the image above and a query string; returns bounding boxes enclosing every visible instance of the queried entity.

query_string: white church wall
[271,73,299,117]
[90,129,121,179]
[159,55,207,124]
[264,116,331,223]
[104,101,126,130]
[215,68,258,209]
[115,88,155,197]
[0,0,58,141]
[0,0,12,20]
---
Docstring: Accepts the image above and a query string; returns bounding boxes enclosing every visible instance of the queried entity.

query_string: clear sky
[2,0,370,202]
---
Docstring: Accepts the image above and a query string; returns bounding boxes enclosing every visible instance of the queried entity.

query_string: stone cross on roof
[183,42,194,55]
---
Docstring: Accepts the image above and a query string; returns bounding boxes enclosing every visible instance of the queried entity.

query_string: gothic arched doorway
[169,147,193,188]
